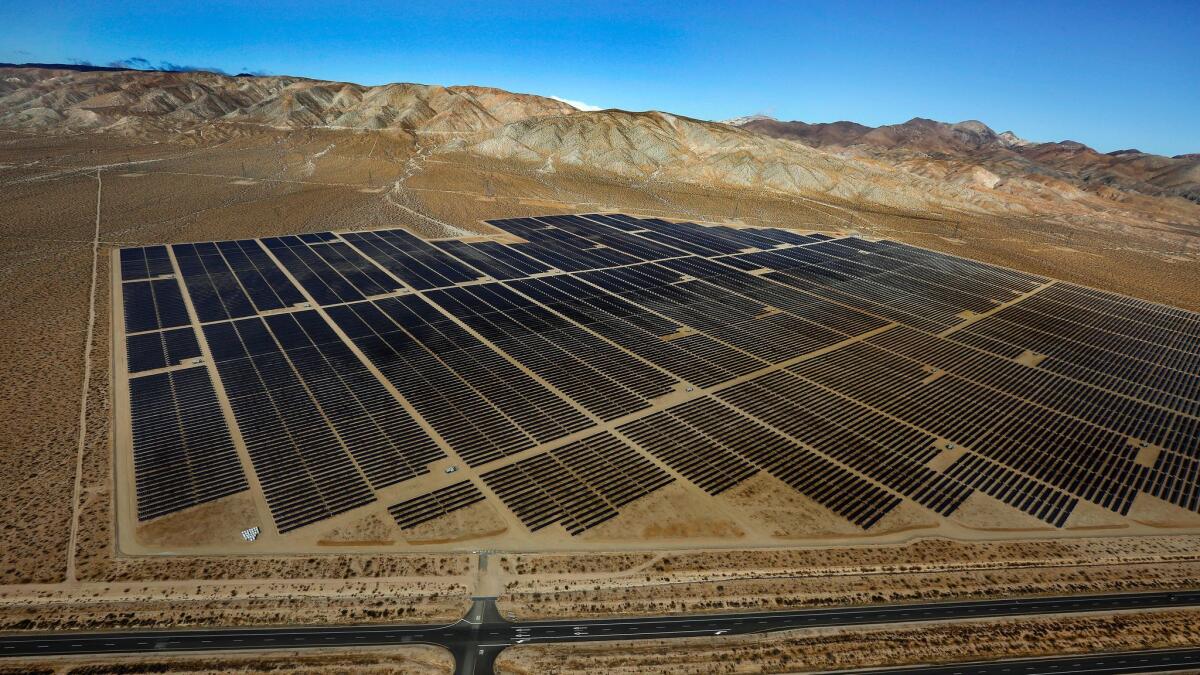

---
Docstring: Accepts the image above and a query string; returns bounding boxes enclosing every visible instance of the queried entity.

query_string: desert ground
[1,122,1198,633]
[5,645,452,674]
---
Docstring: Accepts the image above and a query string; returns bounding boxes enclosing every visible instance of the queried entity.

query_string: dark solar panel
[127,326,201,373]
[171,242,258,322]
[129,366,247,520]
[389,480,486,529]
[122,278,191,333]
[214,239,306,310]
[426,282,677,419]
[203,317,375,532]
[260,310,445,489]
[341,229,483,289]
[261,235,374,304]
[119,245,174,281]
[325,299,539,466]
[480,431,673,535]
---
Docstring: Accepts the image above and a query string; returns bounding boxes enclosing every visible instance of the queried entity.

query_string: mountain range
[1,64,1196,236]
[732,115,1199,205]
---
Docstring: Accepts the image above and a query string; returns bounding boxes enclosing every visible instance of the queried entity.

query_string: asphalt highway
[2,589,1198,674]
[846,647,1200,674]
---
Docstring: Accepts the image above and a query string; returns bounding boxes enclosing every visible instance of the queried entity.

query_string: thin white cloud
[549,95,602,112]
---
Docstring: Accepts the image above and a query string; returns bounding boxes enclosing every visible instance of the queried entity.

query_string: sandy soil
[320,513,399,546]
[496,535,1200,619]
[135,493,261,549]
[582,482,748,542]
[400,501,509,546]
[9,645,452,674]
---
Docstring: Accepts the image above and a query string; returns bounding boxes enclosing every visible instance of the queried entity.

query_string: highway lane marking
[528,628,726,641]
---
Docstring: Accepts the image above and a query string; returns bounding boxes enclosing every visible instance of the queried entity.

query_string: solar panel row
[954,296,1200,418]
[943,452,1078,527]
[129,366,247,520]
[862,328,1152,514]
[789,329,1146,520]
[262,234,398,305]
[126,325,201,373]
[873,326,1200,459]
[341,229,482,290]
[388,480,487,530]
[328,299,536,466]
[432,239,551,280]
[172,242,263,322]
[580,263,848,363]
[486,217,645,271]
[537,214,683,262]
[619,399,759,495]
[1145,451,1200,513]
[258,310,444,488]
[722,369,974,518]
[122,278,190,334]
[427,283,676,420]
[509,274,763,387]
[636,216,819,250]
[480,431,673,535]
[732,237,1042,333]
[370,294,594,444]
[203,316,375,532]
[670,396,904,528]
[664,256,891,337]
[119,245,173,281]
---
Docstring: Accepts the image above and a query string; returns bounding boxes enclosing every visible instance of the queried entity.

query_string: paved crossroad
[2,590,1198,674]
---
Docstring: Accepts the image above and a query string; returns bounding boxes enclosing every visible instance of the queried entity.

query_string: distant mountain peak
[722,113,777,126]
[951,120,996,135]
[997,130,1031,147]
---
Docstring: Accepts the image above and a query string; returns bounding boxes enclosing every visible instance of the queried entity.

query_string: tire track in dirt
[65,168,103,583]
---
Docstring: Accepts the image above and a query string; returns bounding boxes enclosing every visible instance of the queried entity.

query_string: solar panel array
[116,213,1200,540]
[389,480,486,530]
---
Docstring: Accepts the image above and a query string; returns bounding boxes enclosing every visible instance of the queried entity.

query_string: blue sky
[2,1,1197,155]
